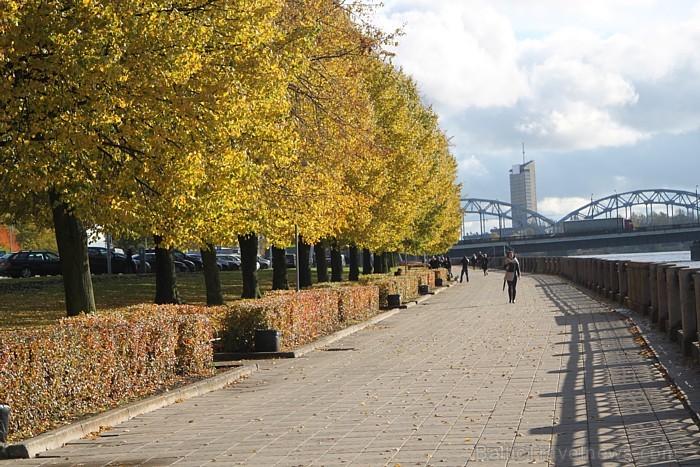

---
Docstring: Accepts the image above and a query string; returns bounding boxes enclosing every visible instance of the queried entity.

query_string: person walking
[480,253,489,276]
[459,255,469,283]
[504,250,521,303]
[443,256,453,280]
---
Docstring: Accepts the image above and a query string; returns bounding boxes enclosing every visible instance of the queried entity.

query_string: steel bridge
[461,188,700,237]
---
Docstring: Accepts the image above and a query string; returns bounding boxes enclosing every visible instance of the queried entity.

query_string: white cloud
[375,0,529,112]
[457,154,488,178]
[538,197,591,219]
[374,0,700,153]
[370,0,700,204]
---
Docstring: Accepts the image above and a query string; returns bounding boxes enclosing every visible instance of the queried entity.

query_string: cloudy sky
[369,0,700,228]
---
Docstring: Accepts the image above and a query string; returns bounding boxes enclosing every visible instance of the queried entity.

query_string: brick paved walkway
[5,270,700,466]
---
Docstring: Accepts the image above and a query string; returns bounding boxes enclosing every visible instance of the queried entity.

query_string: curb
[215,283,450,361]
[1,364,258,459]
[3,283,454,459]
[614,307,700,425]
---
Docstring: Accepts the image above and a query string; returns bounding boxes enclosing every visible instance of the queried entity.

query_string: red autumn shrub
[0,305,213,442]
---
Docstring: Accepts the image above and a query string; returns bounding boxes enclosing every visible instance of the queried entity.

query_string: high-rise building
[509,160,537,229]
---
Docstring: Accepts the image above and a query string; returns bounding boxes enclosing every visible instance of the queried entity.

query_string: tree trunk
[298,236,312,288]
[314,240,329,283]
[238,233,261,299]
[373,252,385,274]
[330,239,343,282]
[201,244,223,306]
[272,246,289,290]
[154,235,183,304]
[362,248,373,275]
[50,190,96,316]
[348,244,360,281]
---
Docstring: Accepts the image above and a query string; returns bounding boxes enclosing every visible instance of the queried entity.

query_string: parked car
[218,254,241,270]
[135,252,193,273]
[5,250,62,278]
[0,252,15,276]
[185,253,204,270]
[88,246,136,274]
[257,256,271,269]
[175,250,203,271]
[286,253,296,268]
[140,249,196,272]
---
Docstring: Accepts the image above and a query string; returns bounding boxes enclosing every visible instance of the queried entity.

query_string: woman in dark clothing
[503,250,521,303]
[480,253,489,276]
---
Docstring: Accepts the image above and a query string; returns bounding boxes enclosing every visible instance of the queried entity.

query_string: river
[574,250,700,269]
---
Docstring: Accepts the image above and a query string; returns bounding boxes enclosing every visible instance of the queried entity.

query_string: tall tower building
[509,160,537,229]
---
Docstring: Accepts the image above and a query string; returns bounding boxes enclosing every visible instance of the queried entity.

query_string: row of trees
[0,0,462,316]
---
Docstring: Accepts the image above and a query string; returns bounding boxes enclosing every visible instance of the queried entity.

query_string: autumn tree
[0,0,295,309]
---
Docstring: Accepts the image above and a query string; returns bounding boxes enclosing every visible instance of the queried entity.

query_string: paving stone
[6,271,700,466]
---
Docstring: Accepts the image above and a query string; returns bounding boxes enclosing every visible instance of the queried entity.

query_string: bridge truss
[460,198,556,236]
[461,189,700,238]
[558,189,700,225]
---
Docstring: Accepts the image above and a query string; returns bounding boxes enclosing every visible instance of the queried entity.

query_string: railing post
[626,262,648,314]
[678,268,698,356]
[618,261,628,306]
[641,263,651,316]
[625,262,637,311]
[666,266,687,341]
[648,263,659,322]
[657,264,671,332]
[610,261,620,300]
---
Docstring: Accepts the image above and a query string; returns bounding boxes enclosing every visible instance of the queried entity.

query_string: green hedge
[0,305,214,442]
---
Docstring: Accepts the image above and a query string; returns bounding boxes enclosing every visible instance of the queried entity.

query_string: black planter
[418,284,430,295]
[387,294,401,308]
[254,329,281,352]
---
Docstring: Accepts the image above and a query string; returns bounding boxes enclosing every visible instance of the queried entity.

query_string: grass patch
[0,269,298,330]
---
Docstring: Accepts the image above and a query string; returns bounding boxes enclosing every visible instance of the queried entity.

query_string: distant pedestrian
[472,253,478,270]
[480,253,489,276]
[443,256,452,280]
[504,250,521,303]
[429,256,439,269]
[460,256,469,283]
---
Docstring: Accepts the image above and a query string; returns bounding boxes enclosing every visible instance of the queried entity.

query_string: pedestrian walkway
[6,270,700,466]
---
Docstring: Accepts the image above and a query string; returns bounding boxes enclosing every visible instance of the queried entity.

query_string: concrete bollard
[648,263,659,322]
[0,404,9,445]
[656,264,671,332]
[602,260,612,298]
[595,259,605,295]
[625,262,649,314]
[666,266,688,341]
[610,261,620,301]
[678,268,698,356]
[618,261,628,306]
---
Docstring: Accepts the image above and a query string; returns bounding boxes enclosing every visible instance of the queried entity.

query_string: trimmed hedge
[209,284,380,352]
[0,305,214,442]
[0,270,446,443]
[433,268,449,284]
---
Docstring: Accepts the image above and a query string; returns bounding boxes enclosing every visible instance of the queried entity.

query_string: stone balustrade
[520,256,700,361]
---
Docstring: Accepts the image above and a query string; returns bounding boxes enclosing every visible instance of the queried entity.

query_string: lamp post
[294,224,300,292]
